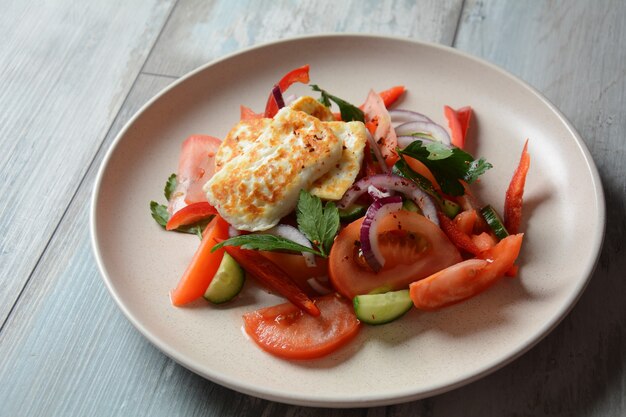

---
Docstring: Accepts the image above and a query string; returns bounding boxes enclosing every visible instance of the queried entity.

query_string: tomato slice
[242,294,360,360]
[168,135,222,214]
[444,105,472,149]
[410,233,523,310]
[329,211,461,299]
[362,89,399,167]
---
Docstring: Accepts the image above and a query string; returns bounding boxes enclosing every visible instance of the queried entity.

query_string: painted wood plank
[3,1,625,416]
[0,0,175,326]
[143,0,464,77]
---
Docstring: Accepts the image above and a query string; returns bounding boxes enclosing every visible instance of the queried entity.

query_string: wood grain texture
[0,0,176,326]
[143,0,463,77]
[1,0,625,416]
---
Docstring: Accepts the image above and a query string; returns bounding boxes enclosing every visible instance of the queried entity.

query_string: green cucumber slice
[203,253,245,304]
[442,198,461,218]
[480,205,509,240]
[338,204,366,222]
[402,199,421,213]
[353,289,413,325]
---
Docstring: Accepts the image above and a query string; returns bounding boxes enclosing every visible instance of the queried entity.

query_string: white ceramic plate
[91,35,604,407]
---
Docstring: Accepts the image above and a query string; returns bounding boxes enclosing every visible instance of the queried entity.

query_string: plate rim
[90,33,606,407]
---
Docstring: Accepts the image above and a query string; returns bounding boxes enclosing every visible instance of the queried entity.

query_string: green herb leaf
[310,84,365,123]
[150,201,170,227]
[296,189,340,256]
[392,157,442,203]
[164,173,177,200]
[398,140,492,196]
[212,234,322,255]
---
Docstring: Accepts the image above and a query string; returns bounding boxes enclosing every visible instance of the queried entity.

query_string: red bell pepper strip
[170,215,230,306]
[166,202,218,231]
[378,85,405,108]
[263,64,310,118]
[359,86,405,110]
[444,105,472,149]
[437,211,481,256]
[223,246,321,317]
[504,140,530,234]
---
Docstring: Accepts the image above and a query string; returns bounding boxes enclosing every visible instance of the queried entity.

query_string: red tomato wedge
[504,140,530,234]
[410,233,523,310]
[170,215,230,306]
[444,105,472,149]
[362,89,399,167]
[242,294,360,360]
[165,202,217,231]
[263,64,310,118]
[168,135,222,214]
[223,246,320,316]
[329,211,461,299]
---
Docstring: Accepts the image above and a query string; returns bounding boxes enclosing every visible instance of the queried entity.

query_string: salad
[150,65,530,360]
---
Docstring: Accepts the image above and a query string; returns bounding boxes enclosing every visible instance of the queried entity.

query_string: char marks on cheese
[204,107,343,231]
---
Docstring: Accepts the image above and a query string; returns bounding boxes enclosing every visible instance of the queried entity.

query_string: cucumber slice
[402,199,421,213]
[338,204,366,222]
[353,289,413,325]
[203,253,245,304]
[480,205,509,240]
[442,198,461,218]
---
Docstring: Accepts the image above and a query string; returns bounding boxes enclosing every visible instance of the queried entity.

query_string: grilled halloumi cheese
[288,95,335,121]
[309,121,366,200]
[214,97,367,201]
[204,107,343,231]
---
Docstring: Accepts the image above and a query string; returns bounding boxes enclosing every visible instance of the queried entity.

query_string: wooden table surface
[1,1,624,415]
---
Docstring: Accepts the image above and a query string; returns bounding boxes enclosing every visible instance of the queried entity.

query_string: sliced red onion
[360,195,403,272]
[367,185,392,200]
[389,109,433,126]
[271,85,285,109]
[396,134,442,149]
[307,277,333,295]
[365,130,390,173]
[395,121,451,145]
[338,174,439,226]
[265,224,316,267]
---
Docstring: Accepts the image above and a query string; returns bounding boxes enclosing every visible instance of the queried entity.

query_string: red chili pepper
[444,105,472,149]
[437,211,482,256]
[223,246,321,317]
[504,140,530,234]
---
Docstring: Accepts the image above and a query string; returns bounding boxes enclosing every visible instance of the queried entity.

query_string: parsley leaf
[212,190,340,257]
[310,84,365,123]
[164,173,177,200]
[296,189,340,257]
[150,201,169,227]
[212,234,323,255]
[398,140,492,196]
